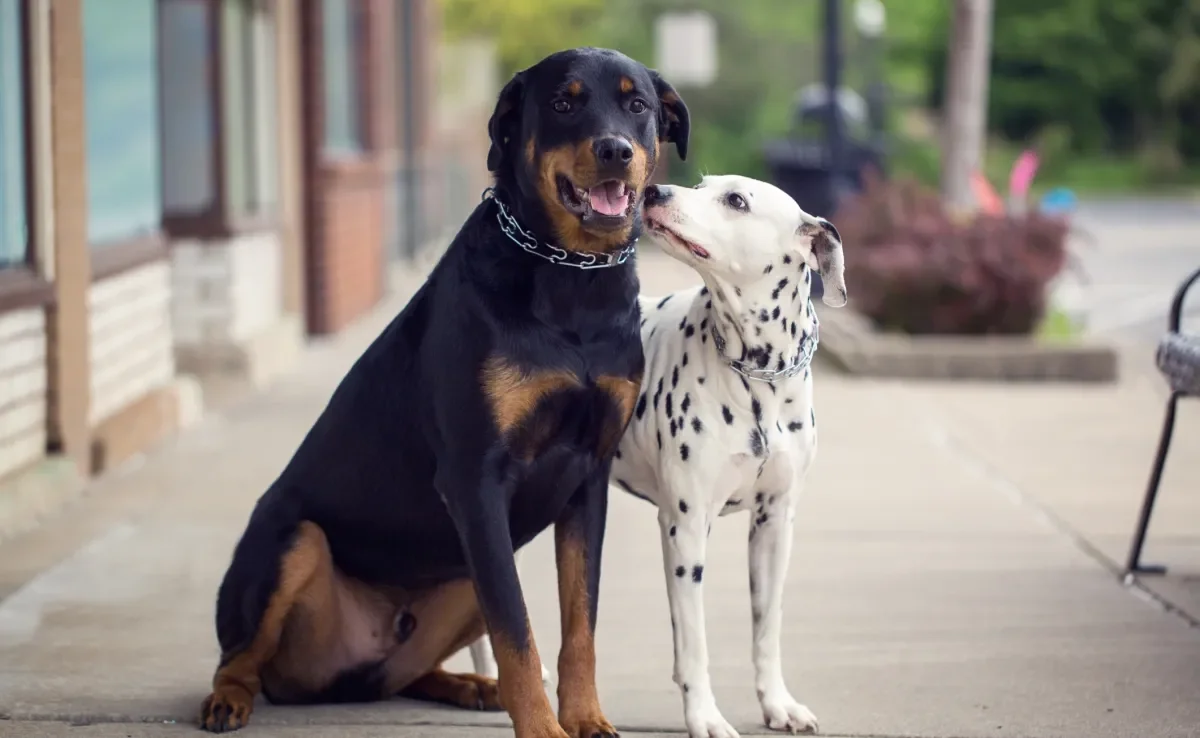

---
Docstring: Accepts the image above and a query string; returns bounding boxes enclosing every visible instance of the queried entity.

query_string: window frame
[159,0,279,242]
[0,0,53,312]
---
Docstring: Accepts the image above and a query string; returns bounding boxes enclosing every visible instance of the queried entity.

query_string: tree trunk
[940,0,994,212]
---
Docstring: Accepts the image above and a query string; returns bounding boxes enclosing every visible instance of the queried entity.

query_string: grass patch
[1036,308,1080,342]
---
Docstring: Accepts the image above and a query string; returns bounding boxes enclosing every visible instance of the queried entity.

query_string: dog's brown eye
[726,192,749,212]
[630,99,648,114]
[552,99,572,114]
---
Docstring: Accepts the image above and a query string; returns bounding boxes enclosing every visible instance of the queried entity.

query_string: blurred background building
[2,0,1198,534]
[0,0,496,506]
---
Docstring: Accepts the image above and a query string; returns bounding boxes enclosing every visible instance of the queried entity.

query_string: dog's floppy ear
[797,217,847,307]
[487,71,527,173]
[649,70,690,161]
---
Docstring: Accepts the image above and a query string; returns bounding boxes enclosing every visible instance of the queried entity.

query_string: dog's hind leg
[657,492,739,738]
[748,485,818,734]
[201,503,328,733]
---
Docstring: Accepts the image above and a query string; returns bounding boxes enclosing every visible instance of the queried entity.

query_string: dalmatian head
[642,174,846,308]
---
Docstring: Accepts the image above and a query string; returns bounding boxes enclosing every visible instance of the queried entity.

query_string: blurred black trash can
[764,85,886,300]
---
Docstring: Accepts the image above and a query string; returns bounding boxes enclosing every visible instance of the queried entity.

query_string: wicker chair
[1125,265,1200,577]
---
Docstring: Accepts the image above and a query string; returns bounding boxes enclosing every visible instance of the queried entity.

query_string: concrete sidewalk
[1,252,1198,738]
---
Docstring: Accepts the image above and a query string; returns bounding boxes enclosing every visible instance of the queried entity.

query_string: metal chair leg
[1125,392,1181,577]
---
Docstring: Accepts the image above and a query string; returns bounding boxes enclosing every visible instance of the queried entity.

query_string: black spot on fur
[691,417,703,433]
[698,376,706,384]
[669,418,678,437]
[787,420,804,432]
[679,316,688,330]
[675,565,686,578]
[680,393,691,415]
[749,429,764,457]
[691,565,704,583]
[792,286,799,300]
[679,500,689,513]
[657,295,672,309]
[722,405,734,424]
[700,318,708,330]
[705,300,712,310]
[772,305,781,320]
[669,525,677,537]
[656,430,663,449]
[790,322,797,338]
[681,352,689,367]
[752,398,763,423]
[685,324,695,338]
[759,309,770,323]
[653,377,663,409]
[635,393,647,420]
[735,286,743,297]
[672,366,679,388]
[740,376,751,393]
[680,443,690,461]
[665,392,674,418]
[811,407,816,426]
[783,254,792,265]
[700,286,708,296]
[683,683,690,693]
[763,263,774,274]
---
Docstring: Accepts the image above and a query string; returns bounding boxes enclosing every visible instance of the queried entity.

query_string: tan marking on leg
[555,525,615,738]
[401,667,503,711]
[200,522,331,732]
[493,629,567,738]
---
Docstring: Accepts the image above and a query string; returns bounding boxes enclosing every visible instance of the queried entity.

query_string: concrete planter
[817,305,1119,383]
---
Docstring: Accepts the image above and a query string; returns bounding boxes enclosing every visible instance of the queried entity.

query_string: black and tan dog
[198,47,689,738]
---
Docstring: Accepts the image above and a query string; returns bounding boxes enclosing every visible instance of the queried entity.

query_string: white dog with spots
[467,175,845,737]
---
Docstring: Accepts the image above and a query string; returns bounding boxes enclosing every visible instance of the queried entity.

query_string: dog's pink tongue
[588,181,628,216]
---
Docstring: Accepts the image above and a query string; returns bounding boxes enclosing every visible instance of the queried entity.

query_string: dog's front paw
[760,692,819,734]
[559,711,619,738]
[685,703,740,738]
[200,687,254,733]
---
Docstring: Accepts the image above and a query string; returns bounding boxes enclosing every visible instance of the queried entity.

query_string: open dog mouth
[644,214,710,259]
[557,175,634,224]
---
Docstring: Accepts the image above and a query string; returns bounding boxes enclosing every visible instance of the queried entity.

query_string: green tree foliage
[442,0,821,184]
[891,0,1200,179]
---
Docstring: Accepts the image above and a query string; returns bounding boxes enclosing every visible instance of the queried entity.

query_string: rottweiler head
[487,47,690,254]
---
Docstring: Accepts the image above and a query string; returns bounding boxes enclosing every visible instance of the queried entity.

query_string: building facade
[0,0,484,540]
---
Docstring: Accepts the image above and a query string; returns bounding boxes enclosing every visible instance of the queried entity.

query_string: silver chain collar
[710,307,820,383]
[485,188,637,270]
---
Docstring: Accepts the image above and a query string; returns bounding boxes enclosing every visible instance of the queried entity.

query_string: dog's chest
[614,294,818,511]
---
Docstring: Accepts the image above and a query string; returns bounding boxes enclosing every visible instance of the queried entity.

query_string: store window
[0,0,29,269]
[82,0,162,247]
[322,0,364,155]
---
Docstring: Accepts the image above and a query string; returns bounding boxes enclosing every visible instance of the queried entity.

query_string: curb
[817,305,1120,383]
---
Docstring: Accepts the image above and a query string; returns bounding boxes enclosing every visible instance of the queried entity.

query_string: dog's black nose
[644,184,670,206]
[593,137,634,168]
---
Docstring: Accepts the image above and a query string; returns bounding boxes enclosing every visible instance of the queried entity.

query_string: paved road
[1063,199,1200,342]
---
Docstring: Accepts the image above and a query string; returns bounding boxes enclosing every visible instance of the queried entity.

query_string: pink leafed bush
[832,172,1070,335]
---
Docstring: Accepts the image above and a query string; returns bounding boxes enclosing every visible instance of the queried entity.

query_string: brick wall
[308,162,387,335]
[88,261,175,426]
[170,232,283,346]
[0,308,48,480]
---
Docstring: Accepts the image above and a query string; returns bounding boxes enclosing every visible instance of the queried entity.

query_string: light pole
[854,0,886,146]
